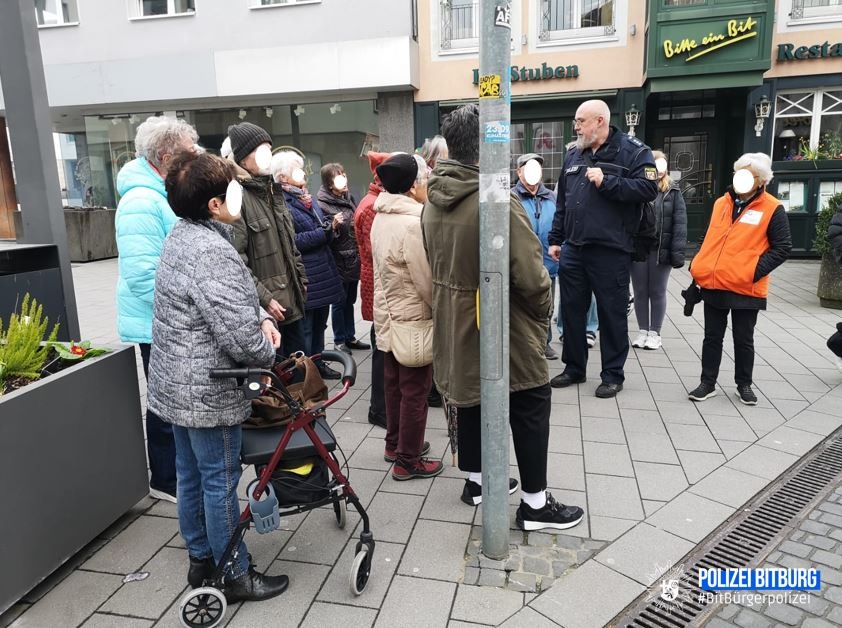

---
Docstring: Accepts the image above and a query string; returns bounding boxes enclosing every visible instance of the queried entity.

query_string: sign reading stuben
[662,16,758,62]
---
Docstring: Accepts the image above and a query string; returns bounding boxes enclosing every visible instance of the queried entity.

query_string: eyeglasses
[573,116,597,128]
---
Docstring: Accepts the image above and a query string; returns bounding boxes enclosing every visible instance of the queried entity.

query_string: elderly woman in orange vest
[687,153,791,406]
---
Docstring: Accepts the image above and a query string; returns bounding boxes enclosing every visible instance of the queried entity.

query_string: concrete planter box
[818,254,842,310]
[0,346,147,614]
[13,209,117,263]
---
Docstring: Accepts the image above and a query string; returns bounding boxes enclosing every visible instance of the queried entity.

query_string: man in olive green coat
[421,104,583,532]
[227,123,308,355]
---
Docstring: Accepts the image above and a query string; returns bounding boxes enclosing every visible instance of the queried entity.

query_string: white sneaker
[632,330,648,348]
[834,355,842,372]
[644,331,662,350]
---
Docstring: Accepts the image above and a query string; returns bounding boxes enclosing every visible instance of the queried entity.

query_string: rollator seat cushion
[240,416,336,465]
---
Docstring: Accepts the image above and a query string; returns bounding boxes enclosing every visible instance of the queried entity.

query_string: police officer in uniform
[548,100,658,398]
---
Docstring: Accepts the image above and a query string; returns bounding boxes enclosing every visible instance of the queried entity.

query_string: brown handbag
[245,355,328,428]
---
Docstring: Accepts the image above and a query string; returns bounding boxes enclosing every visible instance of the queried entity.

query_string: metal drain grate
[611,430,842,628]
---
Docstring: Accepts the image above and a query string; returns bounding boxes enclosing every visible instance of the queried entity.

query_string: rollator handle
[320,350,357,386]
[209,367,254,379]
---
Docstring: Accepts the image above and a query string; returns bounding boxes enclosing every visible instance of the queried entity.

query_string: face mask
[655,158,668,175]
[333,174,348,191]
[732,168,755,195]
[291,167,306,185]
[254,144,272,175]
[523,159,542,186]
[225,179,243,218]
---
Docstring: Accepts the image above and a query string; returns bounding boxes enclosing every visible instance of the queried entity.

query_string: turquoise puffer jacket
[115,157,179,343]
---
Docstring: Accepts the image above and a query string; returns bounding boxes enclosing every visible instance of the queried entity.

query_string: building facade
[0,0,419,234]
[415,0,842,254]
[3,1,841,253]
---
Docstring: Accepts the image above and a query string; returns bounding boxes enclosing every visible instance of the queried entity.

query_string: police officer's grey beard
[575,131,598,151]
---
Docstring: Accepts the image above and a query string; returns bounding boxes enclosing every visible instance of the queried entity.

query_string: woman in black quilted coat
[316,162,370,353]
[630,150,687,351]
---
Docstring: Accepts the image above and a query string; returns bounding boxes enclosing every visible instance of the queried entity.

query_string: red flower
[70,344,87,356]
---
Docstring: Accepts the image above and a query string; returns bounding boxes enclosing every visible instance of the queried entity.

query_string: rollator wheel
[349,547,372,596]
[179,586,227,628]
[333,499,347,529]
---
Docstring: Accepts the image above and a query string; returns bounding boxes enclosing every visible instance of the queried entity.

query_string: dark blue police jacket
[549,126,658,253]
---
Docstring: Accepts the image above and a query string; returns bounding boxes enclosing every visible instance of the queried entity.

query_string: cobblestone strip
[463,527,606,593]
[707,483,842,628]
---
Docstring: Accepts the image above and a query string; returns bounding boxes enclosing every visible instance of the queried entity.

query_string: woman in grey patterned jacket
[147,151,288,604]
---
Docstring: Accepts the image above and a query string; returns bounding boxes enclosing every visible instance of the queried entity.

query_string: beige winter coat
[370,192,432,353]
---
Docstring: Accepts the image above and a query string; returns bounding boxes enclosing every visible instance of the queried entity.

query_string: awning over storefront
[648,71,764,93]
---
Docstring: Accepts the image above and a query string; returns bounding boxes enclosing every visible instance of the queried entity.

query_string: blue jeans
[557,292,598,338]
[304,305,331,357]
[331,280,358,345]
[172,425,249,579]
[139,343,177,495]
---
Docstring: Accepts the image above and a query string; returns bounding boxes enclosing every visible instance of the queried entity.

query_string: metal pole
[0,0,81,339]
[478,0,512,561]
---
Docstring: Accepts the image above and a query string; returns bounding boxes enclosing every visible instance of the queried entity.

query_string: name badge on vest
[739,209,763,225]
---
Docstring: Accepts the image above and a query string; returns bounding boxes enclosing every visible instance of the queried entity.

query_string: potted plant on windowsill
[777,133,842,171]
[815,192,842,310]
[0,295,148,614]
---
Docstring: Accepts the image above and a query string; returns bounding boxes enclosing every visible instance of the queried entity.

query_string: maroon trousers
[383,352,433,466]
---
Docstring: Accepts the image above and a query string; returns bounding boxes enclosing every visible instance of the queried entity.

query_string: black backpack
[632,200,658,262]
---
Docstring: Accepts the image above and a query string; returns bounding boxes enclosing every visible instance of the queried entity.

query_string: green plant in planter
[0,294,60,393]
[815,192,842,256]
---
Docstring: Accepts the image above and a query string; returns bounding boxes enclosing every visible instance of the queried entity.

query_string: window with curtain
[440,0,479,51]
[539,0,615,43]
[774,90,842,161]
[790,0,842,20]
[35,0,79,26]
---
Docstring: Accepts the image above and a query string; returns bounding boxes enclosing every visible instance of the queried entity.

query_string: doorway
[651,127,717,245]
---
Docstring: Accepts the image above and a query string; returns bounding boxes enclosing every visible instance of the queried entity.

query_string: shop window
[773,90,842,161]
[538,0,616,44]
[820,180,842,210]
[790,0,842,22]
[132,0,194,18]
[440,0,479,52]
[35,0,79,27]
[510,121,567,188]
[777,180,807,213]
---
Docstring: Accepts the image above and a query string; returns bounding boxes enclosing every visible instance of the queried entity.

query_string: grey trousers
[630,255,672,334]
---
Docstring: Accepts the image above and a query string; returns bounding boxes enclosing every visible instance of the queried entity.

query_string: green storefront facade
[414,1,839,254]
[642,0,775,248]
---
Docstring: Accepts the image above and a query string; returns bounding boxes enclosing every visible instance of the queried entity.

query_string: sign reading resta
[777,42,842,61]
[662,16,758,62]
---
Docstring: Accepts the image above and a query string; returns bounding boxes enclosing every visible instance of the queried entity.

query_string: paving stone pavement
[706,483,842,628]
[1,260,841,627]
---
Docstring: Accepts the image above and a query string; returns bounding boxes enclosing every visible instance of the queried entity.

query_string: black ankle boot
[187,555,216,588]
[224,567,289,603]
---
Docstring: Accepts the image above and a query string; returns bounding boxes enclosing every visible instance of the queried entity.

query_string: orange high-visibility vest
[691,191,780,299]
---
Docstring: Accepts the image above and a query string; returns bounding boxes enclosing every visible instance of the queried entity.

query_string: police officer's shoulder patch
[644,167,657,180]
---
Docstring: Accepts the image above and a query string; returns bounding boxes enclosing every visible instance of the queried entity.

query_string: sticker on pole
[495,4,511,29]
[479,173,511,203]
[484,120,510,144]
[478,74,501,99]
